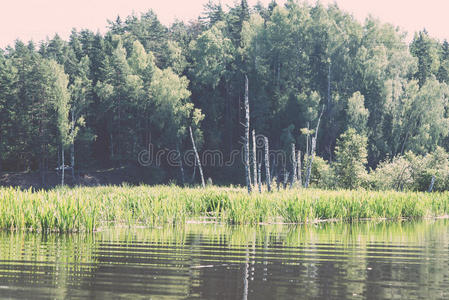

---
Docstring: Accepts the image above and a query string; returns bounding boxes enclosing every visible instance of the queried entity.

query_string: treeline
[1,0,449,190]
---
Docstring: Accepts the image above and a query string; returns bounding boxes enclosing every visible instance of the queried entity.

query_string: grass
[1,185,449,232]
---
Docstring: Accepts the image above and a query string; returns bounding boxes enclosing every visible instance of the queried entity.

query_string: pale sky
[1,0,448,48]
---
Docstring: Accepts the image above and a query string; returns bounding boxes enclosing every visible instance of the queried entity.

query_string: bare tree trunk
[290,143,297,189]
[243,75,252,194]
[276,168,280,191]
[41,145,48,187]
[400,131,410,155]
[0,137,2,172]
[328,63,332,107]
[189,126,205,188]
[61,146,65,186]
[304,138,315,188]
[71,110,75,179]
[305,105,325,188]
[270,156,275,181]
[70,142,75,179]
[283,167,289,189]
[40,159,44,186]
[428,175,436,193]
[258,162,262,193]
[57,147,61,175]
[395,164,408,192]
[297,150,302,186]
[110,133,114,159]
[306,122,310,156]
[264,136,271,192]
[176,143,185,186]
[252,130,257,188]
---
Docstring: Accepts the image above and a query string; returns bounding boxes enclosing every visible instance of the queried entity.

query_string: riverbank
[1,185,449,232]
[0,167,160,189]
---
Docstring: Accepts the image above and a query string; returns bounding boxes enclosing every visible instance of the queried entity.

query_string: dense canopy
[1,0,449,189]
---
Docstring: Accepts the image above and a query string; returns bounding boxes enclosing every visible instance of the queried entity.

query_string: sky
[1,0,449,48]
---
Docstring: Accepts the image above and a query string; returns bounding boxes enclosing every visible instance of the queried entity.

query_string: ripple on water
[0,220,448,299]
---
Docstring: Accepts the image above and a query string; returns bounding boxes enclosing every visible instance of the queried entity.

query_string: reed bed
[0,185,448,232]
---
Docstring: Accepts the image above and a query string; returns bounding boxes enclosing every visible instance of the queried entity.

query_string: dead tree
[252,130,257,189]
[243,75,252,194]
[283,167,289,189]
[61,146,65,186]
[70,110,75,180]
[297,150,302,186]
[290,143,297,189]
[258,162,262,193]
[428,175,436,193]
[305,105,325,188]
[276,171,281,191]
[306,122,310,156]
[189,126,205,188]
[264,136,271,192]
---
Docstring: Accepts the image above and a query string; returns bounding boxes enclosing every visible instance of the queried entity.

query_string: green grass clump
[0,185,448,232]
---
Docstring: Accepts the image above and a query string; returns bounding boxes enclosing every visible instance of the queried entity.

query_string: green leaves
[347,92,369,134]
[189,22,234,88]
[149,67,193,140]
[334,129,368,189]
[45,59,71,148]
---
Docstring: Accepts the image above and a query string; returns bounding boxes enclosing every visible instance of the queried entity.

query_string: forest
[1,0,449,192]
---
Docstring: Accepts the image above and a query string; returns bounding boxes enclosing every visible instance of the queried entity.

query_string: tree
[149,66,203,183]
[347,91,369,134]
[188,21,234,151]
[47,60,71,186]
[334,128,368,189]
[0,54,18,172]
[437,40,449,83]
[201,0,225,27]
[410,30,440,87]
[391,78,449,155]
[69,56,92,178]
[95,39,145,162]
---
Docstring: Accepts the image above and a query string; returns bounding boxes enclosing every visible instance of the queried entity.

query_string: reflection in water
[0,220,448,299]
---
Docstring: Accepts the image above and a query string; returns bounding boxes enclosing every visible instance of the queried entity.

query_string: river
[0,219,448,299]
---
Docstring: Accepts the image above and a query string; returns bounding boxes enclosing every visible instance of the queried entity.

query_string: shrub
[334,129,368,189]
[369,147,449,191]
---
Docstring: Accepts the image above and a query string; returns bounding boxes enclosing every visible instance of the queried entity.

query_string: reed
[0,185,449,232]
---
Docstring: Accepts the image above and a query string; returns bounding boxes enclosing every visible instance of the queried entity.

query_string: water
[0,220,449,299]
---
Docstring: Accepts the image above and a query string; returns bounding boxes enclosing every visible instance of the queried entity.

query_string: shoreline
[1,185,449,232]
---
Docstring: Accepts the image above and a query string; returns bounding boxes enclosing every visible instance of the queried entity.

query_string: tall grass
[0,185,449,232]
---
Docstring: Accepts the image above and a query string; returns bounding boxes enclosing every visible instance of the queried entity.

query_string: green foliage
[410,30,441,87]
[385,78,448,156]
[307,156,335,189]
[369,154,414,191]
[189,22,234,88]
[2,2,449,191]
[347,91,369,133]
[1,185,449,232]
[370,147,449,192]
[334,129,368,189]
[149,67,193,141]
[46,60,71,148]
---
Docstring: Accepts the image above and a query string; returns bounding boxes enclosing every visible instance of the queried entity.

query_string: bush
[311,156,335,189]
[410,147,449,191]
[370,155,414,191]
[334,129,368,189]
[369,147,449,191]
[301,155,335,189]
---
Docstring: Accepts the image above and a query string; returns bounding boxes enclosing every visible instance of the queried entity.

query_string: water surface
[1,220,449,299]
